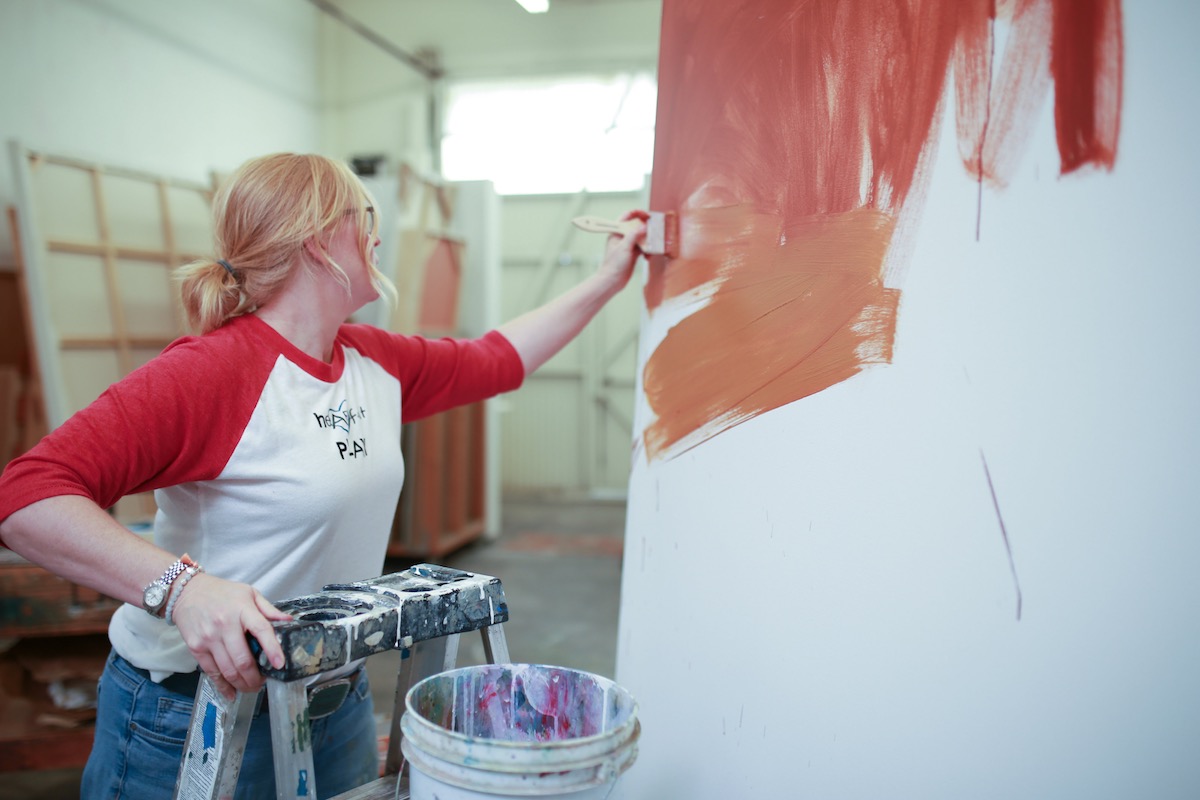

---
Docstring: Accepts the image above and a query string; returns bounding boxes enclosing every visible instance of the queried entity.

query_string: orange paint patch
[642,0,1122,461]
[644,207,897,460]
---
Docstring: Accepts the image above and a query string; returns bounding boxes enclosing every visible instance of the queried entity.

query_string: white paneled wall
[498,191,644,496]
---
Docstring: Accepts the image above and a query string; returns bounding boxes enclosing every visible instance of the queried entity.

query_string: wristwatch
[142,555,198,617]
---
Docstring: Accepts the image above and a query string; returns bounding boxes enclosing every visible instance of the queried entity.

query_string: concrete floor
[0,495,626,799]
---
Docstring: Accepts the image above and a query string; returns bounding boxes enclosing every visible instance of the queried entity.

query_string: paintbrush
[572,212,679,258]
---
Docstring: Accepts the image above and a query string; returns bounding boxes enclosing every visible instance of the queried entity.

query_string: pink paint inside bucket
[401,664,640,799]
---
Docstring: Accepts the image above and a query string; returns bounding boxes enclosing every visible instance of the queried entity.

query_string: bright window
[441,73,657,195]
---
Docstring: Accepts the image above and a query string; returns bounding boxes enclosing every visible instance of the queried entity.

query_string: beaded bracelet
[165,564,204,626]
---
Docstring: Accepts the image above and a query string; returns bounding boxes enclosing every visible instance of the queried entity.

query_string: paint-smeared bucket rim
[403,663,640,758]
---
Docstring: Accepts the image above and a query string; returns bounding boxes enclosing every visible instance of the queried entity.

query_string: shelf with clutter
[0,547,121,772]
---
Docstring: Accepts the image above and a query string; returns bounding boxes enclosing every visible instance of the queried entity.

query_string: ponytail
[176,258,250,334]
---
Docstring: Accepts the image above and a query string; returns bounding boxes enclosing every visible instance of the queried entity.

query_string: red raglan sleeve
[0,332,273,533]
[340,326,525,423]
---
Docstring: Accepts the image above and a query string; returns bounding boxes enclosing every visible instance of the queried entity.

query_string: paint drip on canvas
[642,0,1123,461]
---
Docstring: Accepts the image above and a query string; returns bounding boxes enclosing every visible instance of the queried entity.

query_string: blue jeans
[82,651,380,799]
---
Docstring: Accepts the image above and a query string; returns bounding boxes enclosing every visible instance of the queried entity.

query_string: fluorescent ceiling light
[514,0,549,12]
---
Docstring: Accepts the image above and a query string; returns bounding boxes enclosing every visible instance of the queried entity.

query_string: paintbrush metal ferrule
[644,211,679,258]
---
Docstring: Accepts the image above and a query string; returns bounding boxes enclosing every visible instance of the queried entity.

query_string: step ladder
[173,564,511,800]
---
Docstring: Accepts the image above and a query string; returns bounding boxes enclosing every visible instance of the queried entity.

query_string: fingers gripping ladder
[173,564,511,800]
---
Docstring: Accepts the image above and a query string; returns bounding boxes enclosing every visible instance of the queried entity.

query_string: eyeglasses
[344,206,376,236]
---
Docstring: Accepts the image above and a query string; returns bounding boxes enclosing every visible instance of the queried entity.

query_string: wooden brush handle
[572,215,642,235]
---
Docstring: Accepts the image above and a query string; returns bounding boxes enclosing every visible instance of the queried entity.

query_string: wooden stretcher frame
[8,141,217,522]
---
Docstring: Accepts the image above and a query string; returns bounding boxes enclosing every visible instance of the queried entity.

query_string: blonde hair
[177,153,396,334]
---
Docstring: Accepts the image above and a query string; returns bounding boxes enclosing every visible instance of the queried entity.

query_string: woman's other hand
[172,573,292,699]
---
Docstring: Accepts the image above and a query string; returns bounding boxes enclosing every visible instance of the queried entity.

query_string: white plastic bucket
[401,664,640,799]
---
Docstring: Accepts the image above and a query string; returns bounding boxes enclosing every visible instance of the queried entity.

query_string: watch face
[145,583,167,609]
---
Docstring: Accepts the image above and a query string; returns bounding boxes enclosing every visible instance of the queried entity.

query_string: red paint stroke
[980,449,1023,620]
[1052,0,1124,173]
[642,0,1123,461]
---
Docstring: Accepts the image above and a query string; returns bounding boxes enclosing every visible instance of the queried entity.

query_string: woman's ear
[302,236,326,264]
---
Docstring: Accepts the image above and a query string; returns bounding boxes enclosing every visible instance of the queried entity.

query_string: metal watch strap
[142,555,196,616]
[158,560,189,588]
[165,564,203,626]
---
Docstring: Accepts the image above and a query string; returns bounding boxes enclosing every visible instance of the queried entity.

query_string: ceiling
[316,0,663,84]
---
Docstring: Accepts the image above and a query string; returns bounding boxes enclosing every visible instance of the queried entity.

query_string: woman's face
[326,206,381,310]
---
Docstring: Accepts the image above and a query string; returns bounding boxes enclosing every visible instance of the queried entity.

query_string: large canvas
[616,2,1198,798]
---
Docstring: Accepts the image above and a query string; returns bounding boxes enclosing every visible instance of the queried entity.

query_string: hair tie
[217,259,239,280]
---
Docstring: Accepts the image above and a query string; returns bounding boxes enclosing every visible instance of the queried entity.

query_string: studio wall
[0,0,321,266]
